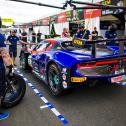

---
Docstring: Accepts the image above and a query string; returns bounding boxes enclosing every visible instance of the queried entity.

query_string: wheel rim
[20,56,25,69]
[49,69,60,93]
[3,78,22,102]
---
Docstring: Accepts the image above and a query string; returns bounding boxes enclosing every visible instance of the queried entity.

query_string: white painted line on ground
[51,108,61,116]
[34,89,39,94]
[40,105,48,110]
[15,68,69,125]
[40,97,48,103]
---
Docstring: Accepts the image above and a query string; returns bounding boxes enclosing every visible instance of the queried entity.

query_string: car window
[36,41,50,51]
[52,43,62,50]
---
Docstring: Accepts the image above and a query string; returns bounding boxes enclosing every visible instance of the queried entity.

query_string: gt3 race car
[20,38,126,96]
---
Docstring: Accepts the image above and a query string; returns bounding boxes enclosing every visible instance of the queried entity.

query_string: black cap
[79,26,84,29]
[12,30,17,33]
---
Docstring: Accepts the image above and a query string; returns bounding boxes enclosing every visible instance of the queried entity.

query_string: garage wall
[33,26,49,39]
[85,17,100,35]
[54,22,69,36]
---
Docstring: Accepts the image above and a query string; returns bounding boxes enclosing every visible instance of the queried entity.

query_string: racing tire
[1,74,26,108]
[48,64,64,96]
[20,52,29,70]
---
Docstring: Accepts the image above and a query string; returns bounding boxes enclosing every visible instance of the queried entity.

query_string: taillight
[77,59,126,76]
[78,62,96,68]
[78,59,118,69]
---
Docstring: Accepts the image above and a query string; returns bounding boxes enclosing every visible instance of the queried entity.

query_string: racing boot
[0,97,9,121]
[0,111,9,121]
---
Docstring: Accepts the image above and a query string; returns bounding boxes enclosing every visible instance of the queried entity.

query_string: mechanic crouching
[0,32,13,120]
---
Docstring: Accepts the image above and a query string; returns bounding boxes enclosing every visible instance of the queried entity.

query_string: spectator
[62,28,70,38]
[37,30,41,43]
[32,30,36,43]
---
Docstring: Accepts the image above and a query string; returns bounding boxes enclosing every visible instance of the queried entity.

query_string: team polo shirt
[75,30,90,39]
[7,35,19,51]
[105,31,117,39]
[105,31,117,46]
[0,33,6,69]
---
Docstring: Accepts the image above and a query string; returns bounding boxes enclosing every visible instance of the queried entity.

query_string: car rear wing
[73,38,126,58]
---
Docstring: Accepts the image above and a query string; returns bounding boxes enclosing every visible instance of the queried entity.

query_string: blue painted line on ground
[14,68,69,125]
[46,102,54,109]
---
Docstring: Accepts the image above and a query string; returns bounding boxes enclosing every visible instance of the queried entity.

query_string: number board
[73,39,85,47]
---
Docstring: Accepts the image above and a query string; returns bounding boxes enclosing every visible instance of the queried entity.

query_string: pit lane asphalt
[1,46,126,126]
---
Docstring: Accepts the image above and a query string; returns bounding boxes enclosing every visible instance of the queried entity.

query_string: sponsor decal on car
[62,68,68,88]
[71,77,87,82]
[62,74,67,81]
[62,68,67,73]
[62,81,68,88]
[73,39,83,46]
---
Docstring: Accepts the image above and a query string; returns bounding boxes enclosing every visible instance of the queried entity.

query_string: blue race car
[20,38,126,96]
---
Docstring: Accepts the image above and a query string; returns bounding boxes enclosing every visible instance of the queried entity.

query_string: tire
[1,74,26,108]
[48,64,63,96]
[20,52,29,70]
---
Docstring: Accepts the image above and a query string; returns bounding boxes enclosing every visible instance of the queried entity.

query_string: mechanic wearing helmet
[0,32,13,120]
[105,24,117,45]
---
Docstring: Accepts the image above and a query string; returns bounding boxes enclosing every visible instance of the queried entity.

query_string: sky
[0,0,101,24]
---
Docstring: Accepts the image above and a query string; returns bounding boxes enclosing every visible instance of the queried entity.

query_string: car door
[32,41,51,74]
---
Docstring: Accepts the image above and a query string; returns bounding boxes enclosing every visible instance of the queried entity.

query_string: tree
[0,17,2,28]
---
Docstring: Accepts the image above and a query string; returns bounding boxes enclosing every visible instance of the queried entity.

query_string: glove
[6,65,14,77]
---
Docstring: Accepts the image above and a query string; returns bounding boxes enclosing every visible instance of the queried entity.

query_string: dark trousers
[0,69,6,97]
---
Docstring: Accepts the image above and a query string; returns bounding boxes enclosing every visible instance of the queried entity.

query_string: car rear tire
[48,64,63,96]
[20,53,29,70]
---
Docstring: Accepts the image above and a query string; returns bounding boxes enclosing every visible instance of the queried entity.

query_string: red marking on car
[111,76,122,83]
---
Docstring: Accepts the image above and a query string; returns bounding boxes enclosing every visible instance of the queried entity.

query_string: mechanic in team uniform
[7,30,19,65]
[37,30,41,43]
[7,30,27,65]
[21,29,27,42]
[92,27,98,39]
[32,30,36,43]
[75,26,90,40]
[0,33,13,120]
[105,24,117,46]
[21,29,27,47]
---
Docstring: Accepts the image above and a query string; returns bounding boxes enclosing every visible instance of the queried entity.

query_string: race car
[20,37,126,96]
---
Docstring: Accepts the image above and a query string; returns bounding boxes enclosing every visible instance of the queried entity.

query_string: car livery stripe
[14,67,69,125]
